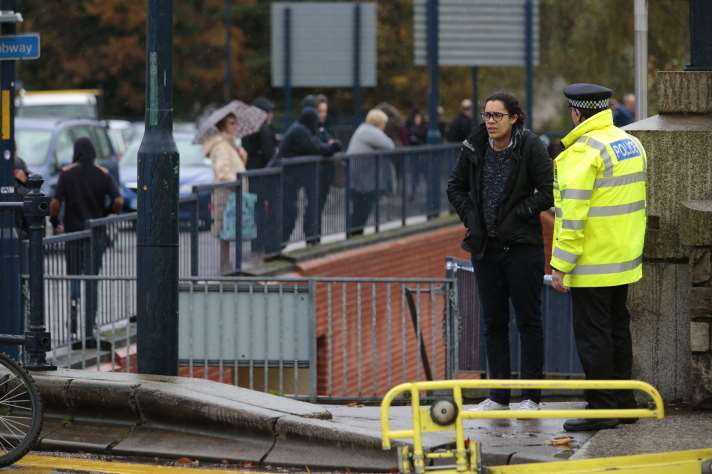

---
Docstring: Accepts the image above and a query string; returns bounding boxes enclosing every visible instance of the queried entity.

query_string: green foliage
[15,0,688,129]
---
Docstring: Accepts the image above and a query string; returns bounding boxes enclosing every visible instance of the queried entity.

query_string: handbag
[220,192,258,241]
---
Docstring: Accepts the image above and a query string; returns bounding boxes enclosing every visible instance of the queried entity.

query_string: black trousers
[570,285,636,409]
[473,243,544,404]
[349,190,377,235]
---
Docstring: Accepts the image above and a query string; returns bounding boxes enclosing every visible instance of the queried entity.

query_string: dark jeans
[282,162,334,245]
[349,190,377,235]
[570,285,636,410]
[65,234,106,340]
[473,243,544,404]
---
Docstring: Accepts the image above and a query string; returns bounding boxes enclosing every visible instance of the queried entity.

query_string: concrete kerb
[31,369,400,470]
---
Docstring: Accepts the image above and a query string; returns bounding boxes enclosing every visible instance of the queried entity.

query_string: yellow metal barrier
[378,379,711,474]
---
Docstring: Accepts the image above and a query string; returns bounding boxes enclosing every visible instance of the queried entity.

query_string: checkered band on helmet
[567,98,609,109]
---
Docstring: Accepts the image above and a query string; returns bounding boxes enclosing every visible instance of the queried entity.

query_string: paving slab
[572,409,712,460]
[39,417,133,451]
[326,402,594,465]
[111,425,275,464]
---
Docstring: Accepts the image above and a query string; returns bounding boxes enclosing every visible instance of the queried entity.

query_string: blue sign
[611,139,641,161]
[0,34,40,61]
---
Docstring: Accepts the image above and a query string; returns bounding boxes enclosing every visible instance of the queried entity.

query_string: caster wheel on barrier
[430,398,458,426]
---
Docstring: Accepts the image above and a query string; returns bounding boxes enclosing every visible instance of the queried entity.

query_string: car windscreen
[121,137,207,167]
[15,129,52,167]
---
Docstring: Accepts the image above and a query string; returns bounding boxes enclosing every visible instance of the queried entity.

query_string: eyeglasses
[480,112,510,122]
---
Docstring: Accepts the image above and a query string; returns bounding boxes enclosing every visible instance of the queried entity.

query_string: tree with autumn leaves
[17,0,687,130]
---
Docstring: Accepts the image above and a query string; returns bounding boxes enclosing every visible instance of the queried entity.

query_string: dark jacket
[243,122,277,170]
[446,123,553,260]
[446,113,474,143]
[275,108,341,161]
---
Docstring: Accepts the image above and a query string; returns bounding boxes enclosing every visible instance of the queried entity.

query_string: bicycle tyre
[0,352,43,467]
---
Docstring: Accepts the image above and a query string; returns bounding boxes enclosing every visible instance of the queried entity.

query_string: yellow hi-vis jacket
[551,109,647,288]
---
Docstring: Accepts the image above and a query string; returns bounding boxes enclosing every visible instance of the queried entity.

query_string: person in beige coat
[202,112,248,273]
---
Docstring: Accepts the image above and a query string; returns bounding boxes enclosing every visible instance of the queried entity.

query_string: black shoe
[618,417,639,424]
[563,418,619,432]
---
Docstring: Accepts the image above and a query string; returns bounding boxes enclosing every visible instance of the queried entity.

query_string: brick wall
[288,214,553,398]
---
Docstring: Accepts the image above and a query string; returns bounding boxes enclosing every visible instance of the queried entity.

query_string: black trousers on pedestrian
[473,243,544,404]
[349,190,377,236]
[570,285,636,410]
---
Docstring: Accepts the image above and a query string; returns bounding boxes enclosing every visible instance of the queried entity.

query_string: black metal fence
[445,257,584,377]
[226,144,460,272]
[36,144,459,277]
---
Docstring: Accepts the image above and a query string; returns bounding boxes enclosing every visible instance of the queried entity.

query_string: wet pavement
[327,401,595,465]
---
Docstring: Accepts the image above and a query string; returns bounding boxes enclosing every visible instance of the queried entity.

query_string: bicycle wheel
[0,353,43,467]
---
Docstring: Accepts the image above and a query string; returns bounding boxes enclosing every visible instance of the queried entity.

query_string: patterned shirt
[482,144,514,235]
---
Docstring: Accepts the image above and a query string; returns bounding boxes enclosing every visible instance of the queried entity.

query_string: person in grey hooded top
[276,108,342,246]
[346,109,395,235]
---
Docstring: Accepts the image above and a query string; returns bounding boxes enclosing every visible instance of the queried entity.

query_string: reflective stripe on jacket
[551,109,647,288]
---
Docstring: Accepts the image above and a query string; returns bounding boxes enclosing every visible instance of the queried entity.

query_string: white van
[15,89,101,119]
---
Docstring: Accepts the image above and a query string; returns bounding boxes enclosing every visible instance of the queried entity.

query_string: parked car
[15,117,120,195]
[106,119,139,158]
[15,89,101,120]
[119,132,212,226]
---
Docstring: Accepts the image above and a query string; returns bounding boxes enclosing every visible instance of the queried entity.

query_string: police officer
[550,84,647,432]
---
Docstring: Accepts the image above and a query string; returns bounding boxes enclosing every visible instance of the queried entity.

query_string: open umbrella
[193,100,267,144]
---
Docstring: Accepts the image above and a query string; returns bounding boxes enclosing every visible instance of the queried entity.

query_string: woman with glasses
[447,92,553,412]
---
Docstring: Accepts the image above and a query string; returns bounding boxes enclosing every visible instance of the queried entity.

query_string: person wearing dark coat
[309,94,337,245]
[242,97,279,253]
[49,137,123,345]
[276,108,342,249]
[447,92,553,412]
[446,99,475,143]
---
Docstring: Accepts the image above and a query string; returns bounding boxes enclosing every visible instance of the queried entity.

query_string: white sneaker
[473,398,509,411]
[516,399,540,411]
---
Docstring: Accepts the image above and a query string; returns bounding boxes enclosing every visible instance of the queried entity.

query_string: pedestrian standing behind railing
[308,94,337,246]
[346,109,395,236]
[446,99,475,143]
[202,112,248,274]
[275,108,342,248]
[49,137,123,344]
[242,97,278,255]
[447,92,553,413]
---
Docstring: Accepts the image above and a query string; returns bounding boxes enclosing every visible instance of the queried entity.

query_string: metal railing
[446,257,583,377]
[32,196,201,278]
[33,144,459,277]
[31,275,458,402]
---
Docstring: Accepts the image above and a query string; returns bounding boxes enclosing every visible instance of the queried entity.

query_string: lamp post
[137,0,179,376]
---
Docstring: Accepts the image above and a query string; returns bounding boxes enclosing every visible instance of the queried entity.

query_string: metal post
[374,154,380,233]
[686,0,712,71]
[344,158,352,237]
[189,195,198,277]
[86,224,104,342]
[524,0,534,129]
[401,155,408,227]
[0,0,21,359]
[426,0,441,144]
[137,0,179,376]
[352,2,362,126]
[634,0,648,120]
[234,180,242,273]
[22,175,54,370]
[223,0,232,102]
[471,66,479,126]
[283,7,293,128]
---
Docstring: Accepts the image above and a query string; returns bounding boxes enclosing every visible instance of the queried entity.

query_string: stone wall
[626,71,712,404]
